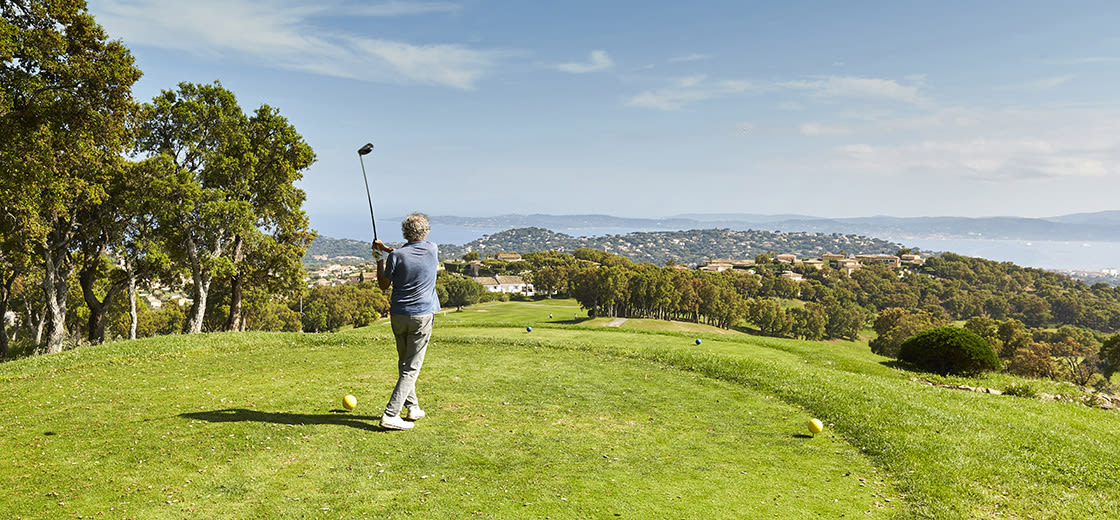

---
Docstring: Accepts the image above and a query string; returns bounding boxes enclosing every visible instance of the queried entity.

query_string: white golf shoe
[405,406,426,421]
[379,414,414,431]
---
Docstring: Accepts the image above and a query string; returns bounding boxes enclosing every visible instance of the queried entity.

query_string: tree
[1100,334,1120,379]
[995,319,1033,360]
[747,298,792,337]
[1,0,142,352]
[531,266,569,298]
[824,301,867,341]
[1009,293,1051,328]
[1008,342,1057,379]
[869,307,945,358]
[1049,326,1101,386]
[791,303,827,341]
[899,326,1001,375]
[444,277,484,310]
[137,82,254,333]
[222,105,316,331]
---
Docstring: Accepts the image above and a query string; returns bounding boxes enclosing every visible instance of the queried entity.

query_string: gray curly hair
[401,213,431,242]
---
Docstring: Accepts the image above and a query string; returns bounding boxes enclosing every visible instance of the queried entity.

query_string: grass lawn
[2,299,1117,518]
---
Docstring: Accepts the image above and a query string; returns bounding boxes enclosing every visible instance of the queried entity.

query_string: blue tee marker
[695,339,702,345]
[527,326,532,332]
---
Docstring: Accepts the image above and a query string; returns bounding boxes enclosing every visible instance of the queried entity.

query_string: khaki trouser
[384,313,433,417]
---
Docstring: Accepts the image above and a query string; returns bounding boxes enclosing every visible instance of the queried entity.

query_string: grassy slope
[0,316,891,518]
[2,299,1117,518]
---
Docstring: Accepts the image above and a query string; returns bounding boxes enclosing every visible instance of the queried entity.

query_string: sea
[883,238,1120,272]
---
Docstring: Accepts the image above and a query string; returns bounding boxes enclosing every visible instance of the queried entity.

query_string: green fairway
[1,300,1117,518]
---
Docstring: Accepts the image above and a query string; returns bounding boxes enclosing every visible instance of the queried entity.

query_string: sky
[86,0,1120,240]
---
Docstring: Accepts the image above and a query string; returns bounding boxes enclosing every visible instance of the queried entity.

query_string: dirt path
[606,318,628,327]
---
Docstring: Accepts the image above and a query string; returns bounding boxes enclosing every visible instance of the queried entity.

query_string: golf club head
[358,143,374,156]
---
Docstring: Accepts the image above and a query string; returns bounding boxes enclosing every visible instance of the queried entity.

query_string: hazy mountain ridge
[425,211,1120,241]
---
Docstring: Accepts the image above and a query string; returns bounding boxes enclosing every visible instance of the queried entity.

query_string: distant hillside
[422,211,1120,241]
[307,228,901,266]
[305,237,376,264]
[441,227,902,265]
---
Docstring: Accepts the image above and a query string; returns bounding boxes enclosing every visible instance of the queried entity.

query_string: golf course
[2,299,1117,519]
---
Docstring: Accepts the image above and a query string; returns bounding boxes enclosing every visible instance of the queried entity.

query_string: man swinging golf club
[373,213,440,431]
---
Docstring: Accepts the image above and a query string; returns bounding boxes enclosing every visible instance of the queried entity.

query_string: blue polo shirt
[384,240,441,316]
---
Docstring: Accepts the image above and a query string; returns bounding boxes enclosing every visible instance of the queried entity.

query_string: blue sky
[88,0,1120,240]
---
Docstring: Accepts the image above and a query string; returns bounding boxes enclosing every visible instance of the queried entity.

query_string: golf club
[357,143,377,243]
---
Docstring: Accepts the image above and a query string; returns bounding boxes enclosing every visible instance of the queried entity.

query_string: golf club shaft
[358,154,378,242]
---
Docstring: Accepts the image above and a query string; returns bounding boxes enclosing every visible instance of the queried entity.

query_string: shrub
[1003,382,1037,398]
[898,326,1002,375]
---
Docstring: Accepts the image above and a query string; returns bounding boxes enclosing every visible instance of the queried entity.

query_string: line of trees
[516,247,1120,386]
[1,1,315,357]
[517,249,868,341]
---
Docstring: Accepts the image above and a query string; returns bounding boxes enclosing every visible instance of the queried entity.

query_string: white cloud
[626,75,757,110]
[832,114,1120,181]
[627,74,923,111]
[89,0,498,89]
[554,50,613,73]
[838,138,1114,179]
[669,53,711,63]
[345,1,461,17]
[779,76,925,105]
[996,75,1073,91]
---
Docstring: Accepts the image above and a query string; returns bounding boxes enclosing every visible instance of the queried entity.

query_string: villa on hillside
[700,263,732,273]
[496,252,522,261]
[901,254,926,265]
[692,251,924,279]
[837,258,862,275]
[856,254,902,268]
[802,259,825,270]
[474,275,535,296]
[700,258,755,272]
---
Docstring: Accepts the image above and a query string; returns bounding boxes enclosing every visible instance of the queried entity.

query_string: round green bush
[898,326,1001,375]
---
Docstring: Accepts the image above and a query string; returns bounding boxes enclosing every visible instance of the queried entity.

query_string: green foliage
[870,307,945,358]
[299,283,388,332]
[1,0,143,352]
[747,298,793,337]
[899,326,1002,375]
[1002,382,1038,398]
[443,277,484,310]
[823,301,867,342]
[790,303,827,341]
[1101,334,1120,378]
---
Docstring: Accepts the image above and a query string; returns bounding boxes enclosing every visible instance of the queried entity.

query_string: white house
[474,275,535,296]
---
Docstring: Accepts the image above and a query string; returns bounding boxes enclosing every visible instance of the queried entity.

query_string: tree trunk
[185,274,211,334]
[41,246,70,354]
[79,266,125,344]
[182,230,220,334]
[29,300,45,345]
[128,272,138,340]
[224,236,245,332]
[225,272,243,332]
[0,270,14,358]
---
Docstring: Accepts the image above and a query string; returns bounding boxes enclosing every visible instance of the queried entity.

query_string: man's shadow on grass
[180,408,384,432]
